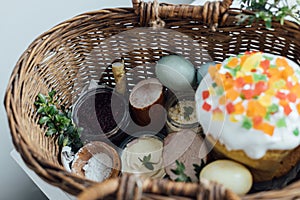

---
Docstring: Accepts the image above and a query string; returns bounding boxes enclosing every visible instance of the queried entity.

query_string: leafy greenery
[237,0,300,29]
[138,154,158,170]
[171,160,192,182]
[34,90,83,152]
[193,160,206,180]
[171,160,206,182]
[183,106,194,121]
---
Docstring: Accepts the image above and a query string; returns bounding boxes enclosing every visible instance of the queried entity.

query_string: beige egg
[200,160,253,195]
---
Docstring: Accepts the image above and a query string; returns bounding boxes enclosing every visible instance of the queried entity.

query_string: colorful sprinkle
[283,104,292,116]
[247,100,266,118]
[292,84,300,98]
[267,104,279,114]
[254,122,274,136]
[212,82,218,88]
[235,77,246,88]
[276,91,286,100]
[276,57,289,68]
[215,87,224,96]
[234,102,245,114]
[254,81,267,95]
[297,103,300,114]
[253,74,267,82]
[226,102,235,114]
[202,90,210,100]
[227,57,240,68]
[229,115,238,122]
[260,59,270,71]
[202,102,212,111]
[226,88,240,101]
[241,52,262,72]
[273,79,286,89]
[282,65,294,79]
[276,118,287,128]
[293,128,299,136]
[241,89,254,100]
[212,108,224,121]
[208,65,217,79]
[253,116,263,126]
[242,117,253,130]
[244,75,254,84]
[287,93,297,103]
[204,51,299,137]
[218,95,226,105]
[258,94,272,107]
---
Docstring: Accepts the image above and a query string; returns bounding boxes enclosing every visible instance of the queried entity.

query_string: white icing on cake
[195,52,300,159]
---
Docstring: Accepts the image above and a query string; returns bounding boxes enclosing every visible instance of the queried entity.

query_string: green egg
[155,55,195,92]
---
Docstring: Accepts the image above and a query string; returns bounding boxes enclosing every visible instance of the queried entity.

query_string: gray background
[0,0,192,199]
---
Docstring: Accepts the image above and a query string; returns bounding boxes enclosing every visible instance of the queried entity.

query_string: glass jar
[119,131,166,179]
[165,93,200,133]
[72,85,129,143]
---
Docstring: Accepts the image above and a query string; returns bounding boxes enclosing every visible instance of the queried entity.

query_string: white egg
[197,62,215,84]
[200,160,253,195]
[155,55,195,92]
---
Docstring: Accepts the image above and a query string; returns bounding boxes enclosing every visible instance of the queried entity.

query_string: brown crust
[207,135,300,182]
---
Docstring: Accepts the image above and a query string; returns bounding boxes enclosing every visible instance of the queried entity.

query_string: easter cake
[195,51,300,182]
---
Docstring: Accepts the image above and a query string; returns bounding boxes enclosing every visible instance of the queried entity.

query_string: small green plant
[34,90,83,152]
[171,160,192,182]
[237,0,300,29]
[138,154,158,170]
[183,106,194,120]
[193,160,206,180]
[171,160,206,182]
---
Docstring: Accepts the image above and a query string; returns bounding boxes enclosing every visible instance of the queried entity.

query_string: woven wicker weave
[4,0,300,199]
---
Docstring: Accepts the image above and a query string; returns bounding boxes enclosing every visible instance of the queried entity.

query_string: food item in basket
[72,86,128,142]
[35,90,83,152]
[129,78,164,126]
[195,51,300,182]
[112,61,127,94]
[83,153,112,182]
[165,93,200,133]
[200,160,253,195]
[71,141,120,182]
[163,129,208,182]
[155,55,195,91]
[121,135,165,179]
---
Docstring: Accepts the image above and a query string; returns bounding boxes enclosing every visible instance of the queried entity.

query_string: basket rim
[4,4,300,199]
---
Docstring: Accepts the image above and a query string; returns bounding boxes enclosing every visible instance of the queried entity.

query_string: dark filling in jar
[76,91,126,138]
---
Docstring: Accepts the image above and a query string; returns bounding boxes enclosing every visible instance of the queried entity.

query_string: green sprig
[237,0,300,29]
[35,90,83,152]
[183,106,194,120]
[193,160,206,180]
[171,160,192,182]
[171,160,206,182]
[138,154,158,170]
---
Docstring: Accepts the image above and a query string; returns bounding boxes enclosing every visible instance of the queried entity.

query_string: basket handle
[132,0,233,31]
[77,173,240,200]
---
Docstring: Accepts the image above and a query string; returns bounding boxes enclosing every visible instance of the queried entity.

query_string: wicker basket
[4,0,300,199]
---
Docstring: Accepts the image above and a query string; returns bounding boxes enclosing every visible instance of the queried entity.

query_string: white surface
[0,1,192,200]
[11,150,76,200]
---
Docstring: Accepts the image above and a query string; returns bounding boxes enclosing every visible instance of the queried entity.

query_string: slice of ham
[163,129,208,182]
[129,78,164,126]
